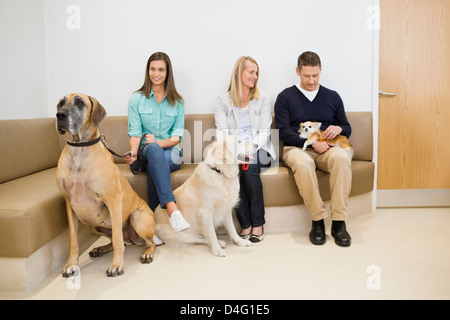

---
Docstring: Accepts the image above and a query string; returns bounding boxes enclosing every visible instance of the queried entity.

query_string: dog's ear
[222,140,230,165]
[89,96,107,127]
[314,122,322,130]
[206,138,230,166]
[217,139,229,165]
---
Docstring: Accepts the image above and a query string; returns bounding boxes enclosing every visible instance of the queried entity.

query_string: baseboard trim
[377,189,450,208]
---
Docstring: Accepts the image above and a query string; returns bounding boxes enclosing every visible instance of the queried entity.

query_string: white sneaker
[153,235,164,246]
[169,210,190,232]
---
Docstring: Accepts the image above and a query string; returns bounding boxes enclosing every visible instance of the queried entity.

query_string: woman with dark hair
[126,52,190,233]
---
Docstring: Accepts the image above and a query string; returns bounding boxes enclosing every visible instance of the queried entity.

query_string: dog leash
[98,135,132,158]
[100,134,146,175]
[70,134,248,174]
[240,155,252,171]
[67,134,144,175]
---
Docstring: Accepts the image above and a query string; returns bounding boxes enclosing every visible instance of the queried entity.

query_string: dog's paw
[89,243,113,257]
[89,247,104,257]
[212,247,226,257]
[235,238,253,247]
[106,265,124,277]
[62,264,80,278]
[140,253,153,264]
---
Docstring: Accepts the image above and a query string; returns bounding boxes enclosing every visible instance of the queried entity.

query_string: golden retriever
[154,135,257,256]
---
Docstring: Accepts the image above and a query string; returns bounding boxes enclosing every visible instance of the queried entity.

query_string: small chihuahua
[298,121,353,155]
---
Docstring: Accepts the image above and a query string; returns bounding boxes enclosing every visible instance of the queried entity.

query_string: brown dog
[56,93,155,277]
[299,121,353,155]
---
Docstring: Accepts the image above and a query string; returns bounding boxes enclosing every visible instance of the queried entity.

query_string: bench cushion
[0,112,374,259]
[117,160,374,207]
[0,168,67,257]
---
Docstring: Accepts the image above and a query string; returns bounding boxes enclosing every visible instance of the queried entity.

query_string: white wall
[1,0,378,119]
[0,0,48,120]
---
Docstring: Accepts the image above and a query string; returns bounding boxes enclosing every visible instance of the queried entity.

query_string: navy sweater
[274,85,351,148]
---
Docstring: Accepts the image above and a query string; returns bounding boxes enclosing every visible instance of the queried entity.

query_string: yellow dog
[56,93,155,277]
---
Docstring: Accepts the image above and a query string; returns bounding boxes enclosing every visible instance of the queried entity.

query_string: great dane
[56,93,155,277]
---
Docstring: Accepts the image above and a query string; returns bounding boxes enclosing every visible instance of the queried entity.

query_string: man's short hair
[297,51,321,70]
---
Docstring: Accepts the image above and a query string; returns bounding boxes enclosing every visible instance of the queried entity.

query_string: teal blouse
[128,91,185,147]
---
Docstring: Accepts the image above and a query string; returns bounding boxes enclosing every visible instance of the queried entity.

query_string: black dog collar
[67,136,102,147]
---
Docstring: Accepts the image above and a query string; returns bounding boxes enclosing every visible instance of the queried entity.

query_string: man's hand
[323,125,342,140]
[312,141,335,153]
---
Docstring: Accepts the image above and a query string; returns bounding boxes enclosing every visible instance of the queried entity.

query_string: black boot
[331,221,351,247]
[309,219,326,245]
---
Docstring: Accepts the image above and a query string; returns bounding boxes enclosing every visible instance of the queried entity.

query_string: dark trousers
[235,150,272,230]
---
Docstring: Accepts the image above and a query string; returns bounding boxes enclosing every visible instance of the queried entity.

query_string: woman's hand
[125,151,137,165]
[144,134,156,144]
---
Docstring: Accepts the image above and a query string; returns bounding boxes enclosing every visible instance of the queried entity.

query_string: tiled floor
[2,207,449,300]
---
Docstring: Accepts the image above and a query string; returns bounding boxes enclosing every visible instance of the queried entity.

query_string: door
[378,0,450,191]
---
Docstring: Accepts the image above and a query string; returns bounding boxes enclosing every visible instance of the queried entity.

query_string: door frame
[371,0,380,210]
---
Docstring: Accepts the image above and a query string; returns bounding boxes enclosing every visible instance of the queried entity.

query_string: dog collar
[67,135,102,147]
[67,135,133,159]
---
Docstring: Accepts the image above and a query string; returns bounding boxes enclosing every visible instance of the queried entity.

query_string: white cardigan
[214,90,277,160]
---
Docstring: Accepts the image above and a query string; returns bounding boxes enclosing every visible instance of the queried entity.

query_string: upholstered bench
[0,112,374,291]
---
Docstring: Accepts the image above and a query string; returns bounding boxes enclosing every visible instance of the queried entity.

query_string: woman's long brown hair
[136,52,183,106]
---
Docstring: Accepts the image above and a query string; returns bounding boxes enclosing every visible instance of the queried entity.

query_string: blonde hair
[228,56,260,107]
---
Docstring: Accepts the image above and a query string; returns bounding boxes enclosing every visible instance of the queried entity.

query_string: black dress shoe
[309,219,326,245]
[331,221,351,247]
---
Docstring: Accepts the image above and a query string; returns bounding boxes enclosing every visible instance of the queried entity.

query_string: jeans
[130,143,182,211]
[235,150,272,230]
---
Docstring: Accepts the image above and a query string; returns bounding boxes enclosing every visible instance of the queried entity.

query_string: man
[274,51,352,247]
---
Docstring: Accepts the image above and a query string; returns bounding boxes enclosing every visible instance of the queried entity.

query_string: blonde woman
[214,56,276,242]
